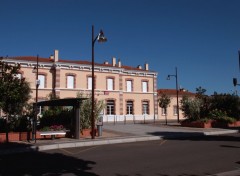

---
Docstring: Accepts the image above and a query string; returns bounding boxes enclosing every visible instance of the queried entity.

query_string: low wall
[181,120,240,128]
[0,131,66,143]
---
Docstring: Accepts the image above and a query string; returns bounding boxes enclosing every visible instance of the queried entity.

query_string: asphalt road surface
[0,134,239,176]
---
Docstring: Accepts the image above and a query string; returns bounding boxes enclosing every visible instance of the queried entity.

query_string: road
[0,134,239,176]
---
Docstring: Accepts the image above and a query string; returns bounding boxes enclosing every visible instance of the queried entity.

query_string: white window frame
[67,75,74,89]
[88,77,92,90]
[107,78,113,90]
[173,105,178,116]
[162,108,167,115]
[126,101,133,115]
[127,80,132,92]
[107,100,115,115]
[15,73,22,79]
[142,101,149,115]
[38,75,45,88]
[142,81,148,92]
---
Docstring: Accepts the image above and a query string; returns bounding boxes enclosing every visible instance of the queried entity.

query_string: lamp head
[233,78,237,87]
[166,75,170,80]
[97,30,107,43]
[32,66,37,73]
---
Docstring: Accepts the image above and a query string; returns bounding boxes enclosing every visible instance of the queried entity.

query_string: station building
[1,50,159,122]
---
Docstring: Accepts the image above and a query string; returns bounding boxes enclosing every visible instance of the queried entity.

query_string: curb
[204,129,239,136]
[0,129,238,155]
[210,169,240,176]
[0,136,163,155]
[38,136,163,151]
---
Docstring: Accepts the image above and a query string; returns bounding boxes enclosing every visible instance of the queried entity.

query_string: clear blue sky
[1,0,240,95]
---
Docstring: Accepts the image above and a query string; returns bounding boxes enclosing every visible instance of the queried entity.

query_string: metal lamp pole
[167,67,180,123]
[91,25,107,139]
[91,26,95,139]
[32,55,39,143]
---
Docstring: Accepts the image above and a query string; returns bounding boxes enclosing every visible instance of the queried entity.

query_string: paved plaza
[0,122,239,155]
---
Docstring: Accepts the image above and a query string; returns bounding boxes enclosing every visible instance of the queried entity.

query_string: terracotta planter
[0,132,31,143]
[0,131,68,143]
[80,129,97,138]
[234,121,240,127]
[212,121,240,128]
[181,121,212,128]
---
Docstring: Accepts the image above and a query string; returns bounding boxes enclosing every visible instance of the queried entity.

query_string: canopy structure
[36,98,88,139]
[36,98,87,107]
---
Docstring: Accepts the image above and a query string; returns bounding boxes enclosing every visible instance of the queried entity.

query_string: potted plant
[78,93,105,137]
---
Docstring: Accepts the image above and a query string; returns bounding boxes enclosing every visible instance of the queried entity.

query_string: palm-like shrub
[80,97,105,132]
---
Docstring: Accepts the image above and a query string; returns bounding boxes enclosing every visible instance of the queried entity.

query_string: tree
[158,94,171,125]
[196,86,206,97]
[180,96,203,121]
[195,86,210,119]
[181,87,240,123]
[77,92,105,132]
[0,61,31,142]
[209,93,240,120]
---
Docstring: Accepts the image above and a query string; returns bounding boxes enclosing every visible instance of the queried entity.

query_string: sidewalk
[0,122,239,155]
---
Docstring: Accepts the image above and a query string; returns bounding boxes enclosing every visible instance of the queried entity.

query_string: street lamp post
[167,67,180,123]
[32,55,40,143]
[0,59,3,78]
[0,59,3,117]
[91,25,107,139]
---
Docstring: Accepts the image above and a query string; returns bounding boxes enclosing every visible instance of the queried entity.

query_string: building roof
[36,98,88,107]
[157,89,195,96]
[3,56,155,72]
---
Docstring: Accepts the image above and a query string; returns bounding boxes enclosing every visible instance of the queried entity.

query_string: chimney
[137,65,142,69]
[54,50,59,62]
[112,57,116,66]
[145,62,149,71]
[118,59,122,67]
[104,61,109,65]
[49,55,54,61]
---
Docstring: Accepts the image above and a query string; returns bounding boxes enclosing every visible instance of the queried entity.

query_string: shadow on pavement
[0,142,36,153]
[147,131,240,141]
[0,143,98,176]
[115,173,209,176]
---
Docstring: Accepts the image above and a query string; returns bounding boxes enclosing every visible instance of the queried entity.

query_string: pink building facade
[157,89,195,120]
[1,50,159,122]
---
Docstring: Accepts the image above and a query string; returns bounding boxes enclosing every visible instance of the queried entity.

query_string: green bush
[208,109,227,119]
[218,116,236,123]
[80,98,105,132]
[39,126,50,131]
[13,116,31,132]
[181,91,240,123]
[180,96,203,120]
[0,116,31,132]
[39,108,73,130]
[208,109,236,123]
[0,118,6,132]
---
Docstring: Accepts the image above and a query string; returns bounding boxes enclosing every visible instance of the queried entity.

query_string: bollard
[97,125,102,136]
